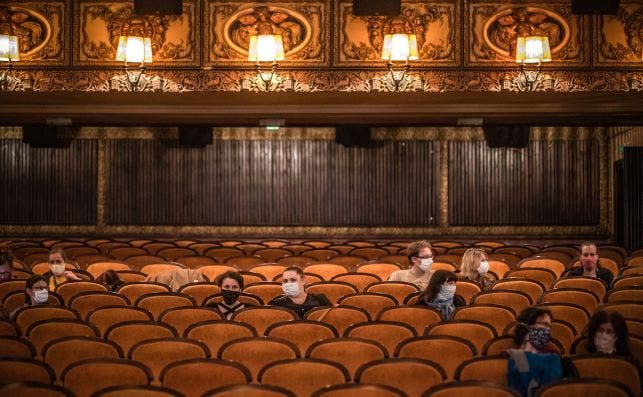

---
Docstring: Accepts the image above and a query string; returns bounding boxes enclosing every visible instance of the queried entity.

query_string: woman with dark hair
[9,274,49,319]
[415,270,465,320]
[507,306,563,397]
[209,271,249,319]
[585,310,631,357]
[269,266,330,318]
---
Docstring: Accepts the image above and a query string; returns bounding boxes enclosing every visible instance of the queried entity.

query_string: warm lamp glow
[515,36,551,64]
[248,34,285,63]
[115,36,153,64]
[0,35,19,62]
[381,33,419,62]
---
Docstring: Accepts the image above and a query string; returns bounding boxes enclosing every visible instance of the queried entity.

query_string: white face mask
[437,284,456,300]
[282,282,300,297]
[477,261,489,274]
[50,264,65,276]
[594,332,617,354]
[33,289,48,304]
[418,258,433,272]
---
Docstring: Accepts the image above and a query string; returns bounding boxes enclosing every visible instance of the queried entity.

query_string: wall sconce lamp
[115,35,153,91]
[0,34,19,90]
[248,33,285,91]
[381,33,418,91]
[515,35,551,92]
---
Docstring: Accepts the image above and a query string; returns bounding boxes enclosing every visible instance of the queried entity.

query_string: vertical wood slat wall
[106,140,440,226]
[448,140,600,225]
[0,140,97,224]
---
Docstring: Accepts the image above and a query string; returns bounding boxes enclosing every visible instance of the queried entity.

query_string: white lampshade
[381,33,419,62]
[0,34,19,62]
[248,34,285,62]
[515,36,551,64]
[115,36,153,64]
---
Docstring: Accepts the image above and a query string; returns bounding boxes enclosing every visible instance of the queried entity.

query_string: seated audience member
[388,240,434,290]
[96,270,124,292]
[565,241,614,287]
[209,271,249,319]
[269,266,330,318]
[459,248,494,290]
[44,249,81,291]
[585,310,633,358]
[0,249,13,282]
[10,274,50,319]
[415,270,465,320]
[507,306,563,397]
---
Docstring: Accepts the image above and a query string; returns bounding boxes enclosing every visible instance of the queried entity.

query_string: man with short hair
[0,250,13,282]
[388,240,434,290]
[566,242,614,287]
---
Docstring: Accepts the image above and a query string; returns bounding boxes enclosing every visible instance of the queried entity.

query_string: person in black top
[269,266,331,318]
[210,271,250,319]
[565,242,614,288]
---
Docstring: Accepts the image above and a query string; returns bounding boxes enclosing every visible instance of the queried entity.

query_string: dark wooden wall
[449,141,600,226]
[106,140,440,226]
[0,140,97,224]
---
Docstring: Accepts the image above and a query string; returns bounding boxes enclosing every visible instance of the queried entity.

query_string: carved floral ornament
[0,5,51,58]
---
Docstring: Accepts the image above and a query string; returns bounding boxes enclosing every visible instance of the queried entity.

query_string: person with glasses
[507,306,563,397]
[388,240,434,290]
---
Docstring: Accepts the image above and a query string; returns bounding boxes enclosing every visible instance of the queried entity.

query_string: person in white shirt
[388,240,434,290]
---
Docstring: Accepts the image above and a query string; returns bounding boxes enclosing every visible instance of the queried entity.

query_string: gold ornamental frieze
[0,2,66,65]
[335,0,459,66]
[205,1,329,66]
[467,1,587,66]
[596,2,643,65]
[75,0,199,66]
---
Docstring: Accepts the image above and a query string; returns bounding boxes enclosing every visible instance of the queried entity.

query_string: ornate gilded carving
[467,1,587,65]
[205,1,329,66]
[75,0,198,66]
[0,2,66,64]
[597,2,643,65]
[335,0,459,66]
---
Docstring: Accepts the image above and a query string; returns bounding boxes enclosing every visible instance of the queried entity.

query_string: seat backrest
[534,303,590,334]
[26,319,99,358]
[305,337,387,381]
[504,268,557,289]
[90,384,184,397]
[259,358,350,397]
[425,320,497,354]
[310,383,405,397]
[160,359,251,397]
[571,354,641,397]
[0,357,55,384]
[104,321,177,354]
[518,258,566,278]
[117,283,171,304]
[454,281,482,304]
[491,279,544,304]
[0,381,74,397]
[606,287,643,304]
[302,249,342,262]
[471,290,532,315]
[538,288,599,314]
[158,306,222,336]
[249,264,288,281]
[230,306,298,335]
[482,336,515,356]
[134,292,196,320]
[0,336,36,358]
[424,380,521,397]
[86,262,132,279]
[395,335,476,380]
[61,358,151,397]
[487,261,512,279]
[377,305,443,335]
[452,305,516,335]
[41,336,123,381]
[355,263,403,280]
[455,355,508,386]
[304,305,371,335]
[330,273,381,292]
[243,282,284,304]
[175,282,221,305]
[68,291,130,320]
[344,321,417,356]
[265,320,338,353]
[201,384,296,397]
[86,305,153,336]
[218,337,299,381]
[305,281,358,304]
[337,293,398,318]
[128,337,210,383]
[552,277,607,301]
[349,247,389,260]
[600,302,643,320]
[533,378,632,397]
[184,319,258,352]
[14,306,80,335]
[224,256,265,271]
[196,265,238,283]
[304,264,350,281]
[253,248,293,262]
[355,358,446,397]
[365,282,420,305]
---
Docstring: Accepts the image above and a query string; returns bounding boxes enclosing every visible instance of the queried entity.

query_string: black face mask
[221,289,240,305]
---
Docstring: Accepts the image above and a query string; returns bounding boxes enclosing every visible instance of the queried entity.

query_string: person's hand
[64,270,82,281]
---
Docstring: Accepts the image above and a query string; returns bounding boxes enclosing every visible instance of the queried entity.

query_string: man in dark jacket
[566,241,614,288]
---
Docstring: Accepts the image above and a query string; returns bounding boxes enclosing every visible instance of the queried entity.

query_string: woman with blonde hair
[459,248,494,290]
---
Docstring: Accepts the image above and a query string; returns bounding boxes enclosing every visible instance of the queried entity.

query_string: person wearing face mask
[269,266,331,318]
[9,274,50,319]
[564,242,614,288]
[0,249,14,282]
[388,240,434,291]
[415,270,465,320]
[208,271,251,319]
[507,306,563,397]
[459,248,494,290]
[585,310,635,359]
[43,249,81,291]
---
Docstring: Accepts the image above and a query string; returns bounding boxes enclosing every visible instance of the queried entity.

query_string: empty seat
[0,336,36,358]
[0,381,73,397]
[42,336,123,381]
[104,321,177,354]
[258,358,350,397]
[176,283,221,305]
[13,306,80,335]
[606,287,643,303]
[395,335,476,379]
[161,359,251,397]
[535,303,590,334]
[202,384,296,397]
[304,305,371,336]
[504,268,557,290]
[518,258,566,278]
[0,319,20,337]
[305,281,358,304]
[452,305,515,335]
[250,264,288,281]
[600,302,643,319]
[455,355,508,386]
[570,354,641,396]
[303,264,349,281]
[134,292,196,320]
[26,319,99,358]
[224,256,265,271]
[218,337,299,381]
[253,248,292,262]
[356,263,403,280]
[349,247,389,260]
[305,337,387,381]
[471,290,532,315]
[86,262,131,279]
[197,265,238,283]
[91,384,184,397]
[158,306,222,336]
[533,378,631,397]
[337,293,397,319]
[454,281,482,304]
[117,283,171,304]
[0,357,55,384]
[552,276,607,302]
[330,273,381,292]
[231,306,298,335]
[538,288,600,313]
[68,291,130,320]
[425,321,497,354]
[128,338,210,384]
[311,383,405,397]
[365,282,420,305]
[355,358,446,397]
[243,282,284,304]
[344,321,417,356]
[265,320,338,353]
[377,305,443,335]
[423,380,521,397]
[61,358,151,397]
[86,306,153,336]
[482,336,516,356]
[491,279,544,304]
[302,249,342,262]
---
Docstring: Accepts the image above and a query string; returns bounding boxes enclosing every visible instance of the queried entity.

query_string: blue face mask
[528,326,551,350]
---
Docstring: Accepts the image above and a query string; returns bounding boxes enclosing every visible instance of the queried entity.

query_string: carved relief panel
[204,1,330,67]
[74,0,199,66]
[0,1,67,65]
[466,0,588,66]
[596,2,643,66]
[334,0,459,67]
